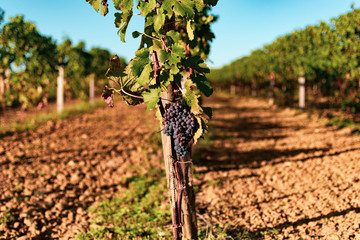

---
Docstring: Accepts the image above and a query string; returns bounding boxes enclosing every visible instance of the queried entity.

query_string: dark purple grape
[162,102,196,159]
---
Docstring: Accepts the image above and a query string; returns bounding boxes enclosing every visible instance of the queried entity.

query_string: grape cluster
[163,102,196,159]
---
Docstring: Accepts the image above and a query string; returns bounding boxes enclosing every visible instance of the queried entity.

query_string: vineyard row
[0,9,126,112]
[208,7,360,115]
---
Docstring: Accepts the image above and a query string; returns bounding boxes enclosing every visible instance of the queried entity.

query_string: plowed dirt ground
[1,94,360,239]
[195,95,360,239]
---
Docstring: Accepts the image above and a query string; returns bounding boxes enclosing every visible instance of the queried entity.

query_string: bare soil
[194,94,360,239]
[0,102,162,239]
[1,94,360,239]
[0,99,82,128]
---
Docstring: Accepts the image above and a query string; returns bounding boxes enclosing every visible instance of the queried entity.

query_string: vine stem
[157,70,183,240]
[112,87,173,102]
[141,32,161,41]
[175,158,184,232]
[151,51,166,117]
[120,89,143,99]
[170,139,183,240]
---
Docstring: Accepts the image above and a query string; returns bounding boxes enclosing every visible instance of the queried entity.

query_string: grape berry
[163,102,196,159]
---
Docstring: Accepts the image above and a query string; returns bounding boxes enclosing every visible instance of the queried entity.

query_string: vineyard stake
[57,66,64,112]
[298,73,306,110]
[89,75,95,104]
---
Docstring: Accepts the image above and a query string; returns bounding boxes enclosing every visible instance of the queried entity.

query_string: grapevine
[84,0,218,239]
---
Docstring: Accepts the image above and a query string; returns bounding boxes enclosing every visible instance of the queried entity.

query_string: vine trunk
[161,85,197,240]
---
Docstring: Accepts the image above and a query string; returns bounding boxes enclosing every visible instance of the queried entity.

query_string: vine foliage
[0,10,115,110]
[87,0,217,144]
[208,7,360,112]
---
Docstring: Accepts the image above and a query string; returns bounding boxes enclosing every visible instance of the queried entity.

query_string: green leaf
[131,58,150,77]
[135,48,150,58]
[86,0,100,12]
[205,0,218,6]
[159,50,170,64]
[139,0,157,16]
[154,14,165,32]
[183,56,210,74]
[148,39,163,52]
[115,10,133,42]
[143,86,161,110]
[193,117,203,144]
[194,0,205,12]
[85,0,109,16]
[106,58,144,106]
[186,20,194,41]
[101,1,109,16]
[132,31,141,38]
[137,63,153,85]
[192,74,213,97]
[183,80,202,115]
[159,71,172,87]
[174,0,195,18]
[168,54,182,66]
[202,106,212,119]
[170,64,180,75]
[172,44,186,57]
[166,30,182,43]
[130,49,150,77]
[160,0,175,17]
[113,0,133,11]
[140,24,155,49]
[120,78,144,105]
[155,108,163,122]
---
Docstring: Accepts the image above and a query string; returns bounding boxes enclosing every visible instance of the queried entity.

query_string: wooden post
[298,73,305,110]
[252,81,257,97]
[269,72,275,105]
[230,85,236,95]
[157,14,198,238]
[0,71,5,111]
[0,73,5,97]
[161,83,197,240]
[89,75,95,104]
[57,66,64,112]
[180,154,197,239]
[160,84,181,240]
[0,69,10,116]
[0,70,6,118]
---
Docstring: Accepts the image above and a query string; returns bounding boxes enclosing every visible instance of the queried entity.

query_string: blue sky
[0,0,356,68]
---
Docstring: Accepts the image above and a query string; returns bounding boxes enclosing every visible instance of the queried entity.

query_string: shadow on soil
[194,146,331,172]
[209,116,290,142]
[194,95,360,238]
[223,207,360,239]
[193,97,328,172]
[194,95,360,173]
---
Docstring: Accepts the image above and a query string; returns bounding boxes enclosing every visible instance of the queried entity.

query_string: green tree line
[0,9,126,111]
[208,7,360,113]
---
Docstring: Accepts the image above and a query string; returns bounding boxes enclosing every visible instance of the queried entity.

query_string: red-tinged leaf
[102,86,114,107]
